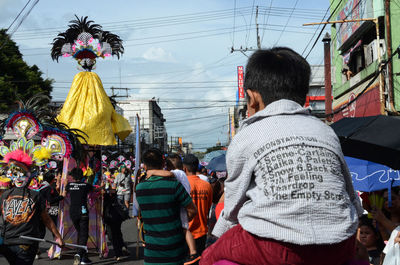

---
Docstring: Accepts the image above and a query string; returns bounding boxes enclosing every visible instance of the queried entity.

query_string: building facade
[306,65,326,118]
[329,0,400,120]
[118,99,167,153]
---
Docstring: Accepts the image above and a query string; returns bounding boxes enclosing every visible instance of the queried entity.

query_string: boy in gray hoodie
[200,47,363,265]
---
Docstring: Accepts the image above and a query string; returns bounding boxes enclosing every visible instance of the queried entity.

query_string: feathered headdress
[0,94,87,169]
[40,125,87,164]
[51,15,124,71]
[0,94,53,140]
[0,137,49,168]
[3,111,41,140]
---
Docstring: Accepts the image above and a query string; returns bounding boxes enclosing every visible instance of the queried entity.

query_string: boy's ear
[247,89,257,109]
[247,89,265,112]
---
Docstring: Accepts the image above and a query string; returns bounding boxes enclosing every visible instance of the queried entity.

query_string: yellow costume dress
[57,72,132,146]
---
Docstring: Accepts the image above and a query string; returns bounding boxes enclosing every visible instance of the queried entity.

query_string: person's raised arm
[146,169,174,178]
[371,208,395,241]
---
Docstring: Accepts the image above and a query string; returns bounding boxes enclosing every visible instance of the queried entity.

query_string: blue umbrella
[206,154,226,172]
[202,150,226,163]
[346,156,400,192]
[345,156,400,206]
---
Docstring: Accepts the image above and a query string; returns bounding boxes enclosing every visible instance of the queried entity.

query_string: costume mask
[10,167,30,188]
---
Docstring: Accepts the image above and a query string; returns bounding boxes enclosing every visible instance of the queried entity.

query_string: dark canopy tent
[330,115,400,170]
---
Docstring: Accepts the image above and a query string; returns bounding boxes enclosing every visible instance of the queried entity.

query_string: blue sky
[0,0,331,151]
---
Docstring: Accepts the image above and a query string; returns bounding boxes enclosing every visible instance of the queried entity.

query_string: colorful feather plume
[51,15,124,71]
[4,149,33,167]
[33,148,52,161]
[83,167,94,177]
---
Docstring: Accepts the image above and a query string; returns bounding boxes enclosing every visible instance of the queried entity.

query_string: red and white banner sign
[333,82,381,122]
[237,66,244,99]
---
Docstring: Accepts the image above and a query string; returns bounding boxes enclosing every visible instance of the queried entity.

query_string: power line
[167,114,227,124]
[99,105,236,111]
[12,6,326,41]
[274,0,299,45]
[261,0,274,43]
[0,0,39,50]
[52,85,236,90]
[8,0,39,37]
[245,0,256,47]
[115,99,238,103]
[159,99,238,103]
[13,8,255,40]
[5,0,32,32]
[180,123,230,138]
[303,0,345,59]
[12,80,236,84]
[20,25,315,57]
[301,2,332,56]
[15,5,326,34]
[232,0,237,47]
[15,7,252,33]
[18,25,315,56]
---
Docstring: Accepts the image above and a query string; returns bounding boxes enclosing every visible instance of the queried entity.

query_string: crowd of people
[131,47,400,265]
[0,162,135,265]
[1,46,400,265]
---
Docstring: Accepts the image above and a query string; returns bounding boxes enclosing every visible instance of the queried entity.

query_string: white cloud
[142,47,176,63]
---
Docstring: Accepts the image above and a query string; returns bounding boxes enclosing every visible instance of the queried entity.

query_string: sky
[0,0,331,151]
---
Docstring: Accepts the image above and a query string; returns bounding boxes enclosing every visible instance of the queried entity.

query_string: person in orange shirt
[183,154,213,256]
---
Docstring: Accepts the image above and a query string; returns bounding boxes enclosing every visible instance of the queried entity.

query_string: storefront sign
[237,66,244,99]
[333,80,380,121]
[336,0,373,49]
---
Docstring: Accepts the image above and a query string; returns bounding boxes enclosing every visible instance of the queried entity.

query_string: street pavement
[0,217,145,265]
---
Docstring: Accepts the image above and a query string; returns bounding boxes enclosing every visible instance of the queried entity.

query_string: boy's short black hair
[43,170,56,183]
[166,153,183,170]
[182,154,199,174]
[70,168,83,181]
[142,148,163,170]
[244,47,311,106]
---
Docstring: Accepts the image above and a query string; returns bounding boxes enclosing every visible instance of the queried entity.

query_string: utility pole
[110,86,129,152]
[256,5,261,49]
[322,33,332,122]
[231,5,261,53]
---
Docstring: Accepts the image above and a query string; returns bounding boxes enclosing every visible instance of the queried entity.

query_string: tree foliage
[0,29,53,112]
[205,145,224,154]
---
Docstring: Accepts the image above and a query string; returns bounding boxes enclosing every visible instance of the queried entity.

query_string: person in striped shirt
[136,148,197,265]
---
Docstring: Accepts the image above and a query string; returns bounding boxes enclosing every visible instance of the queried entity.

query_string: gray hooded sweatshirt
[213,99,363,245]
